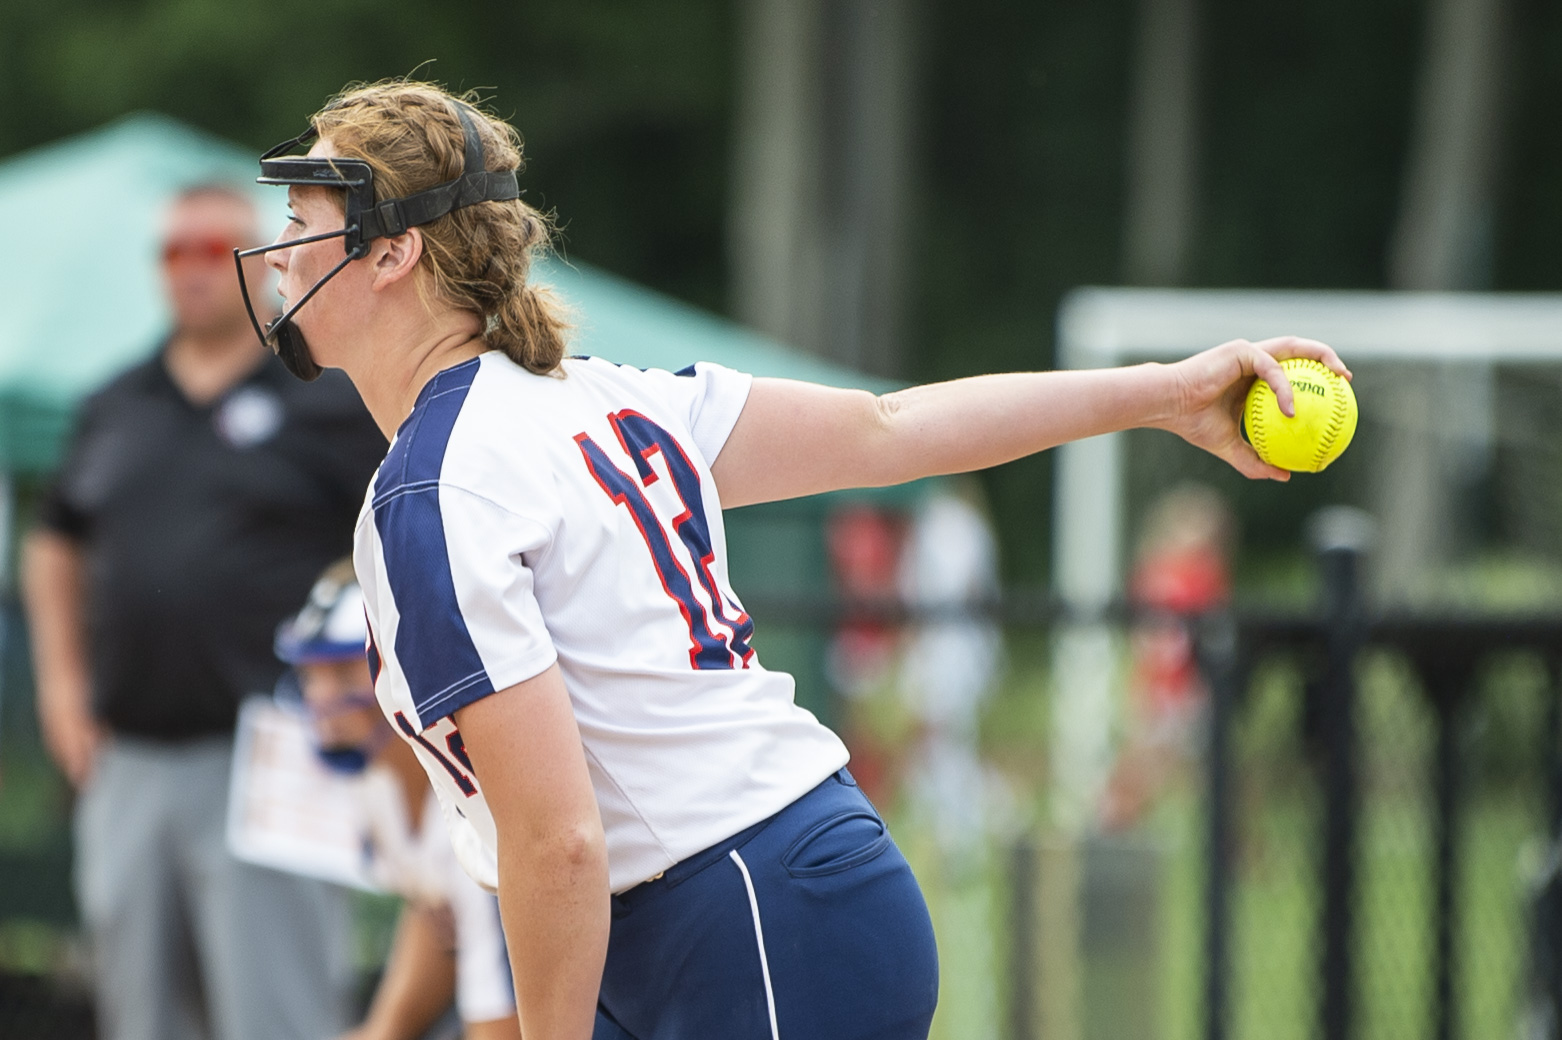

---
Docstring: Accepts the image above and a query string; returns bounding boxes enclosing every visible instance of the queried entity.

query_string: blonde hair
[312,80,569,374]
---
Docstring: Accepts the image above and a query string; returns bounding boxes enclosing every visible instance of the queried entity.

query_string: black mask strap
[357,103,519,242]
[456,103,486,172]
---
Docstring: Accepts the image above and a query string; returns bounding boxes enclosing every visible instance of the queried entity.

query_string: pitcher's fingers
[1224,439,1291,482]
[1253,335,1352,380]
[1249,347,1296,418]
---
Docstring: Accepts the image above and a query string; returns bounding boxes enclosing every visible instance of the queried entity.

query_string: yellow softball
[1242,357,1358,473]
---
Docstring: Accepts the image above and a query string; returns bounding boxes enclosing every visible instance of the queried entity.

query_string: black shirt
[37,348,386,740]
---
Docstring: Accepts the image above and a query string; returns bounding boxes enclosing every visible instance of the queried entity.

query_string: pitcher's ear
[370,228,424,292]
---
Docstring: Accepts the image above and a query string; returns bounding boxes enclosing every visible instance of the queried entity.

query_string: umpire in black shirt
[21,185,386,1040]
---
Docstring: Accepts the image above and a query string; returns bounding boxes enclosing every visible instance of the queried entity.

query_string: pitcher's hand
[1156,335,1350,481]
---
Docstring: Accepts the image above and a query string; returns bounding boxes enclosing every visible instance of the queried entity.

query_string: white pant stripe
[729,849,781,1040]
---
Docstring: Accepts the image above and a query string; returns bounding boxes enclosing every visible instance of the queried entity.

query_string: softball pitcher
[235,79,1349,1040]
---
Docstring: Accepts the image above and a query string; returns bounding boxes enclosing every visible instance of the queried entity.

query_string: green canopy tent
[0,112,889,476]
[0,113,911,730]
[0,114,278,474]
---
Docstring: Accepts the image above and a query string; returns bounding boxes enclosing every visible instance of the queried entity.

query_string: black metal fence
[3,534,1561,1039]
[1192,524,1562,1040]
[682,545,1562,1040]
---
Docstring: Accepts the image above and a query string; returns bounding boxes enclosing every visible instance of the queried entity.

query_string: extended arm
[343,903,458,1040]
[455,664,608,1040]
[21,529,100,787]
[712,336,1349,508]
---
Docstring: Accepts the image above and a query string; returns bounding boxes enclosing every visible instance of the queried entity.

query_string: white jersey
[356,771,515,1024]
[356,352,849,893]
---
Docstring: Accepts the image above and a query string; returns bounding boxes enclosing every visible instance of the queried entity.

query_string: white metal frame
[1047,286,1562,830]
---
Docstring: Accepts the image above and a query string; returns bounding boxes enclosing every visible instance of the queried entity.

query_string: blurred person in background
[1102,482,1234,830]
[897,482,1008,862]
[20,184,385,1040]
[894,484,1008,1040]
[824,504,906,805]
[275,560,519,1040]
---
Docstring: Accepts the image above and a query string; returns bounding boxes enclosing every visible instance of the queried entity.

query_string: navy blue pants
[591,769,939,1040]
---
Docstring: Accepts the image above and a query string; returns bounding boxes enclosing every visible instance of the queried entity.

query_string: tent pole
[0,469,12,743]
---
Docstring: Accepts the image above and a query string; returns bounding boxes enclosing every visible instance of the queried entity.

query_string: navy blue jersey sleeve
[366,360,555,727]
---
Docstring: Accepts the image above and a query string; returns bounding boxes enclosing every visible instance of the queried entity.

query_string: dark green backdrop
[6,0,1562,581]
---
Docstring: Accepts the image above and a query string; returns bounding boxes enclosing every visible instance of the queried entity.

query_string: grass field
[0,626,1550,1040]
[894,637,1550,1040]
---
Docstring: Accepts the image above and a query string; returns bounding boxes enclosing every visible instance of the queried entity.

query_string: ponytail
[489,279,570,375]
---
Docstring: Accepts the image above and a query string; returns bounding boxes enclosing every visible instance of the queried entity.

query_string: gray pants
[75,734,354,1040]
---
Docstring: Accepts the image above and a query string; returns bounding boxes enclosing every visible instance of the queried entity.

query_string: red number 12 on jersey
[576,410,754,670]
